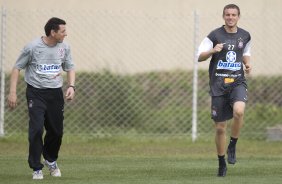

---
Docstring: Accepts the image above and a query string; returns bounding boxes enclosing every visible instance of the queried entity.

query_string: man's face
[223,8,240,28]
[53,24,67,43]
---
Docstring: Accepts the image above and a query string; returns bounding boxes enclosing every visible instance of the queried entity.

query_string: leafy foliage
[3,70,282,139]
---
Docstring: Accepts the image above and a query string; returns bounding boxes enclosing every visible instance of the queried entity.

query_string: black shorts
[211,84,247,122]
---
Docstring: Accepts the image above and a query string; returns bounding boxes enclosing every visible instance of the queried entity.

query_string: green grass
[1,136,282,184]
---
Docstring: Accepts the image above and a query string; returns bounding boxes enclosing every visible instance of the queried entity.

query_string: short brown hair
[223,4,240,16]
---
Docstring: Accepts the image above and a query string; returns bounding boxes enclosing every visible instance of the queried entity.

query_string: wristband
[68,85,76,91]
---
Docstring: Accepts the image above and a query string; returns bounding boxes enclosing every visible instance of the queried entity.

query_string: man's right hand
[7,93,17,109]
[212,43,225,53]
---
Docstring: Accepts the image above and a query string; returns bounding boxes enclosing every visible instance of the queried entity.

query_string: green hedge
[3,70,282,139]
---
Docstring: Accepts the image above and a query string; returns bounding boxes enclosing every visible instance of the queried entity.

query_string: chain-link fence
[0,9,281,140]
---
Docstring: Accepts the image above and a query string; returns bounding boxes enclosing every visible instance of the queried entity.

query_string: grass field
[1,136,282,184]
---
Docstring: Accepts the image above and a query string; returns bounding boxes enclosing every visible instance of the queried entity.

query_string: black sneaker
[227,146,236,164]
[217,165,227,177]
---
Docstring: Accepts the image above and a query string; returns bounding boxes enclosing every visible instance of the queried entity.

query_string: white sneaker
[32,170,43,179]
[44,160,61,177]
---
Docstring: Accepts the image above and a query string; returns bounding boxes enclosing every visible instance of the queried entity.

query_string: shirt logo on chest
[36,64,61,74]
[238,38,244,49]
[216,51,241,71]
[226,51,236,63]
[58,48,65,58]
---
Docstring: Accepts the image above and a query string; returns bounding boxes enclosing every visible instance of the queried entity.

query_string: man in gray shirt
[7,17,75,180]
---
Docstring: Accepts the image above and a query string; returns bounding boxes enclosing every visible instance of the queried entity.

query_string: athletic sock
[45,160,55,165]
[228,137,238,148]
[218,155,226,167]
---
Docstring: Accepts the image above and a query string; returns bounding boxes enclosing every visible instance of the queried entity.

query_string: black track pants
[26,84,64,170]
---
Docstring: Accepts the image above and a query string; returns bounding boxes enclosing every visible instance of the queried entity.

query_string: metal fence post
[0,7,6,137]
[192,10,199,142]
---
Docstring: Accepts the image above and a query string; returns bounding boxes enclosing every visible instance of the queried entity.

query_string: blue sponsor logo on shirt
[36,64,61,74]
[217,60,241,71]
[217,51,241,71]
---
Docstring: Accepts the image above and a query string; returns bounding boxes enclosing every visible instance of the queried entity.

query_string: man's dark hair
[44,17,66,36]
[223,4,240,16]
